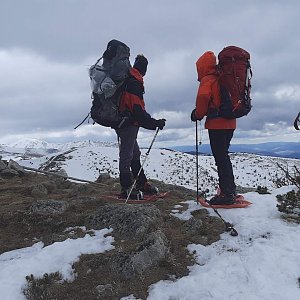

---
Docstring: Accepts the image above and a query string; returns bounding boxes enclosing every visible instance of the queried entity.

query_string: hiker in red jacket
[191,51,237,205]
[116,54,166,200]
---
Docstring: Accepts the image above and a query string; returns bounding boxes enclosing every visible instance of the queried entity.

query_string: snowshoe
[137,181,159,195]
[120,188,144,200]
[209,194,235,205]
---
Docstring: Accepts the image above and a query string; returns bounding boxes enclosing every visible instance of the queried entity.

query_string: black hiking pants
[208,129,236,196]
[115,125,147,189]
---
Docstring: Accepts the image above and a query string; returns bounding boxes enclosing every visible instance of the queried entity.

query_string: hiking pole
[198,190,238,236]
[196,122,238,237]
[196,120,204,201]
[195,120,199,202]
[126,128,160,203]
[210,205,238,236]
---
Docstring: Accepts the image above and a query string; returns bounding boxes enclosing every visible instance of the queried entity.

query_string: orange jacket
[195,51,236,129]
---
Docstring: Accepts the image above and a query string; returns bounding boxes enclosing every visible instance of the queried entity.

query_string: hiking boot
[209,193,235,205]
[120,188,144,200]
[137,181,159,195]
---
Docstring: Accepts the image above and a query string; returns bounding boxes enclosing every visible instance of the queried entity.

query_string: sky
[1,0,300,147]
[1,187,300,300]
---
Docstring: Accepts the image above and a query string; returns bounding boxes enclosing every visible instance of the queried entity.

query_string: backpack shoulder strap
[207,75,220,108]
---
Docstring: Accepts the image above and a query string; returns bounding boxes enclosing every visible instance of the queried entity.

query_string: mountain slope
[14,141,300,196]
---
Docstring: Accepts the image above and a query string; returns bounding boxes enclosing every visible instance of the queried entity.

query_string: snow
[0,228,114,300]
[147,186,300,300]
[171,200,200,220]
[1,188,300,300]
[17,143,300,197]
[1,141,300,299]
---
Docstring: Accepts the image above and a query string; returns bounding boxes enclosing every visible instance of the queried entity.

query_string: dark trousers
[208,129,236,196]
[115,126,147,189]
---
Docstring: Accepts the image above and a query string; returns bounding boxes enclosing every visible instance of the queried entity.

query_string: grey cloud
[1,0,300,145]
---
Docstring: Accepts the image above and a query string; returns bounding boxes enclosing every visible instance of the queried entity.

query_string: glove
[191,109,197,122]
[156,119,166,130]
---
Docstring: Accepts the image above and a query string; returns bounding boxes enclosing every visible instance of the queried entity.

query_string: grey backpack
[89,40,131,128]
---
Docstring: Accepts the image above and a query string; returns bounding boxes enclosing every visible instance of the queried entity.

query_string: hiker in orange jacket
[116,54,166,200]
[191,51,237,205]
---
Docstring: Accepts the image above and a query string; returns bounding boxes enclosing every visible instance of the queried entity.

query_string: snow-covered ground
[147,186,300,300]
[1,140,300,299]
[14,142,300,196]
[0,228,114,300]
[1,187,300,300]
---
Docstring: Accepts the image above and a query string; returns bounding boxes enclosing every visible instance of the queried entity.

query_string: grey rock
[31,184,48,197]
[0,168,19,178]
[8,159,25,174]
[95,284,114,299]
[110,230,169,280]
[0,160,7,171]
[55,168,68,178]
[130,230,169,275]
[85,204,161,239]
[96,173,111,183]
[29,199,69,215]
[183,217,203,235]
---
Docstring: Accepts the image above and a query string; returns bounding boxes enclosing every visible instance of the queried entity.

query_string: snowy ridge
[16,141,300,196]
[8,138,52,149]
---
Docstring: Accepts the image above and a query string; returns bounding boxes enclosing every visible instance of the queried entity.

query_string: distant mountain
[0,139,118,160]
[8,138,52,150]
[170,142,300,159]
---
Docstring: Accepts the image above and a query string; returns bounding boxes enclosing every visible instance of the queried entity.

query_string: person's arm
[125,79,164,130]
[132,103,160,130]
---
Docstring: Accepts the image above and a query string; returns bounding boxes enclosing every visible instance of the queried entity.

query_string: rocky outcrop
[0,159,24,178]
[0,159,225,300]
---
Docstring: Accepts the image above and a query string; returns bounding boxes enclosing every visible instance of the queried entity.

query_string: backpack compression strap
[74,113,91,129]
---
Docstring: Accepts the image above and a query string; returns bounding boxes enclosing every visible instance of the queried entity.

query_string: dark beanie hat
[133,55,148,76]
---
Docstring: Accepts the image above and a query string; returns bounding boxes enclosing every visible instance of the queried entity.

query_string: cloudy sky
[1,0,299,147]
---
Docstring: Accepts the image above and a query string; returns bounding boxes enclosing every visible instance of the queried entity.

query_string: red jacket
[119,68,158,130]
[195,51,236,129]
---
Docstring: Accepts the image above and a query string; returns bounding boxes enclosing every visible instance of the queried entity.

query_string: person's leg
[131,139,147,186]
[224,129,236,195]
[208,129,235,204]
[131,138,159,194]
[116,126,138,185]
[116,126,143,199]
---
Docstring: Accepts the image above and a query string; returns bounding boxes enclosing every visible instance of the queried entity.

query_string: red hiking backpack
[217,46,252,119]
